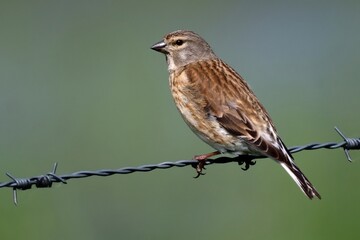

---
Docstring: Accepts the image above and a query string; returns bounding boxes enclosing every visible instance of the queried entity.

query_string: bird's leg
[193,151,221,178]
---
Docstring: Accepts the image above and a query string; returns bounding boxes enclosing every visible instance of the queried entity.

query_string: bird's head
[151,30,216,71]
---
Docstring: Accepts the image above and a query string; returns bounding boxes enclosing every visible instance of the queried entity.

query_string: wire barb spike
[5,173,32,205]
[334,127,360,162]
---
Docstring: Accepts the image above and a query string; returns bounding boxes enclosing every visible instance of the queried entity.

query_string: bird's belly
[185,115,252,155]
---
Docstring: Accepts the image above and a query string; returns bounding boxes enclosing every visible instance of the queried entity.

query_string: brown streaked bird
[151,30,321,199]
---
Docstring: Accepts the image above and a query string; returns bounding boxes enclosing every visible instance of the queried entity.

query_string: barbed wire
[1,127,359,205]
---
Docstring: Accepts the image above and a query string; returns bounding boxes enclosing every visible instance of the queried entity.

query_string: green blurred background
[1,0,359,239]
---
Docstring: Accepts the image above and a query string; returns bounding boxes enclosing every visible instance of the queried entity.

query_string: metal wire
[1,127,359,205]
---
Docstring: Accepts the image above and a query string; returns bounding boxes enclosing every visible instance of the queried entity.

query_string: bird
[150,30,321,199]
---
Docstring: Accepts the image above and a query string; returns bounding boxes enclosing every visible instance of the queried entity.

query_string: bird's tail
[279,158,321,199]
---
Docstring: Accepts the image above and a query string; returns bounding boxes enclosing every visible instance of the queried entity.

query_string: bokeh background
[1,0,359,239]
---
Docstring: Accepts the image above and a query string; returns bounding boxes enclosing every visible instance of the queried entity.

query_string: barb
[1,127,359,204]
[334,127,359,161]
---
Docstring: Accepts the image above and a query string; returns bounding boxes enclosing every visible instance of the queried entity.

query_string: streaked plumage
[151,30,320,199]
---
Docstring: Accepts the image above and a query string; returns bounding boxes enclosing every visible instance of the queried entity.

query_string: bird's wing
[192,59,292,160]
[217,105,289,160]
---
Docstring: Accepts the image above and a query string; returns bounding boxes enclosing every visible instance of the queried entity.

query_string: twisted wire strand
[0,127,359,204]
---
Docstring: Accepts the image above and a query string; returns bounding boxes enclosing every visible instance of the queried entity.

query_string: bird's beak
[151,40,168,54]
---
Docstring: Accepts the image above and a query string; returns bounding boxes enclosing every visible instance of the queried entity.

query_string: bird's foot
[193,160,206,178]
[236,155,257,171]
[192,151,220,178]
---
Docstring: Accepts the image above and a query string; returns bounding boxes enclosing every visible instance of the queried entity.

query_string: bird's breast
[169,70,201,129]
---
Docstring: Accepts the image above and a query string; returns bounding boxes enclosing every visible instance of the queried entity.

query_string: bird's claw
[193,160,206,178]
[191,151,220,178]
[193,171,206,179]
[238,158,256,171]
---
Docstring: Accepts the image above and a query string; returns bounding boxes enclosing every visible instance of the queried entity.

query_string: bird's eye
[175,39,184,46]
